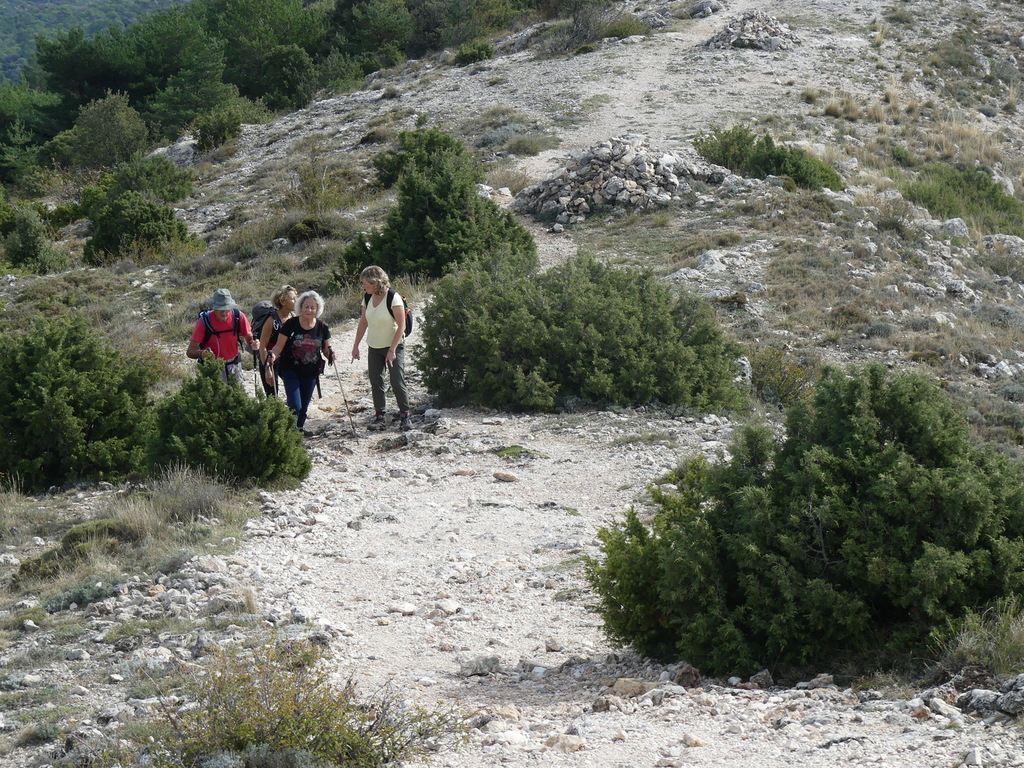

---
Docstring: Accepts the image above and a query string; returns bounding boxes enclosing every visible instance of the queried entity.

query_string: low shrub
[902,163,1024,238]
[587,364,1024,676]
[747,346,817,407]
[695,125,843,191]
[419,254,746,411]
[84,190,194,265]
[195,106,244,151]
[0,315,157,492]
[16,518,142,582]
[81,156,197,263]
[3,203,68,273]
[602,14,649,39]
[453,39,495,66]
[144,640,462,767]
[150,362,311,486]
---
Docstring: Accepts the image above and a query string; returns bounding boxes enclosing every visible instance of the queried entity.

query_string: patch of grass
[609,432,679,447]
[492,445,548,459]
[485,164,535,194]
[141,639,465,767]
[902,163,1024,237]
[602,14,649,39]
[935,596,1024,678]
[103,617,192,645]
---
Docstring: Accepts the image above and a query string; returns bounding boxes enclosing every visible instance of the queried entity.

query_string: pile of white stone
[513,135,727,226]
[705,10,801,51]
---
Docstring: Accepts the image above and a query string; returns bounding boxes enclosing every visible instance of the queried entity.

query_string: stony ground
[7,0,1024,766]
[234,320,1024,768]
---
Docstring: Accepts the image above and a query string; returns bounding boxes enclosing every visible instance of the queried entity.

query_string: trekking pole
[331,363,359,436]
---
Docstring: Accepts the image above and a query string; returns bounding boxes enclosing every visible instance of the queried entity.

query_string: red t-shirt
[190,310,252,361]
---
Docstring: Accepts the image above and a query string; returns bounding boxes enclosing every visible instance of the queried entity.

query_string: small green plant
[150,362,311,486]
[453,39,495,66]
[44,580,121,612]
[748,347,818,408]
[492,445,547,459]
[145,640,462,767]
[3,203,68,273]
[344,128,535,278]
[695,125,843,191]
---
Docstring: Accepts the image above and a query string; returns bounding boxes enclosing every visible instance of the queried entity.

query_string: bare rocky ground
[7,0,1024,766]
[236,325,1024,768]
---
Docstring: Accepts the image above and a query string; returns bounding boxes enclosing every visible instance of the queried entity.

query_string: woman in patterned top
[266,290,332,430]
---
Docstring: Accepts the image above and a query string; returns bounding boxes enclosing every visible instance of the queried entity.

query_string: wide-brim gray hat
[208,288,237,310]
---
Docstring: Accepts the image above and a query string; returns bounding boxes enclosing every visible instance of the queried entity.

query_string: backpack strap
[365,290,398,316]
[199,308,242,349]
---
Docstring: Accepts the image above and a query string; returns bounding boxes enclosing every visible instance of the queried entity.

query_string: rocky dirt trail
[235,321,1023,768]
[226,3,1024,766]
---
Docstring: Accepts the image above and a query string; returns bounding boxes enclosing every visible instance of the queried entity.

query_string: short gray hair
[297,290,325,318]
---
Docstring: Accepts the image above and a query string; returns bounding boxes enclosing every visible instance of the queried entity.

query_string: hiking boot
[368,413,386,431]
[399,412,412,431]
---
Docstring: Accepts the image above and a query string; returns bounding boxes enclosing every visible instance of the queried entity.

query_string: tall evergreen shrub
[587,364,1024,675]
[342,128,535,278]
[0,316,158,491]
[150,362,311,485]
[419,253,746,411]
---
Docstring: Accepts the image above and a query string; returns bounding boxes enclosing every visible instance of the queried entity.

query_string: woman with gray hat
[186,288,260,384]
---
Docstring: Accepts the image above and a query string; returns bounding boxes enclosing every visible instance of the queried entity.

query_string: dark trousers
[279,368,317,428]
[367,345,409,414]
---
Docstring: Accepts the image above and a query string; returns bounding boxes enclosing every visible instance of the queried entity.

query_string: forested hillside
[0,0,185,80]
[0,0,546,187]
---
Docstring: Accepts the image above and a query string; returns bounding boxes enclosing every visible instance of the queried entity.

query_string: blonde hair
[360,265,390,295]
[270,284,297,310]
[297,290,325,318]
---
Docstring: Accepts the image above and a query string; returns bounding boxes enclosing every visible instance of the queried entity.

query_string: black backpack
[364,290,414,337]
[250,301,277,358]
[198,308,241,349]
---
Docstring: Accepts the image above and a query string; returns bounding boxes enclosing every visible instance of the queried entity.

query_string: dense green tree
[0,80,63,183]
[0,315,158,491]
[200,0,327,103]
[51,91,149,170]
[143,37,239,134]
[587,364,1024,675]
[0,0,182,81]
[331,0,413,60]
[407,0,523,57]
[250,43,315,111]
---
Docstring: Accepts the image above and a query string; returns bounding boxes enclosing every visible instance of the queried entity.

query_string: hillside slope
[5,0,1024,766]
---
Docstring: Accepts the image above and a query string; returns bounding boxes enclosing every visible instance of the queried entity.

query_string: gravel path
[235,321,1024,768]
